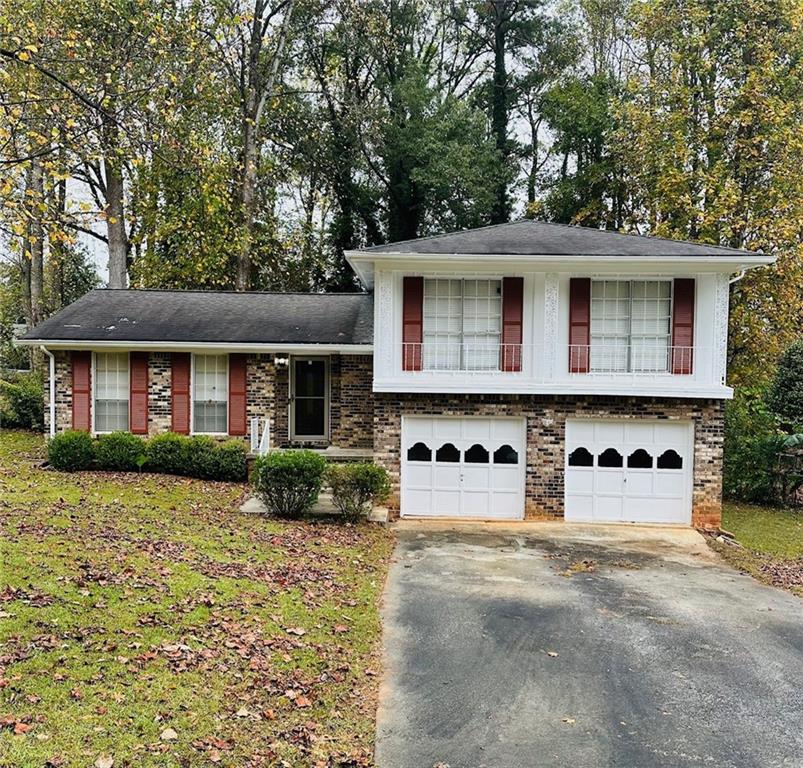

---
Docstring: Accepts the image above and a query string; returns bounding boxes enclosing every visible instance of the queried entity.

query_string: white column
[543,273,560,382]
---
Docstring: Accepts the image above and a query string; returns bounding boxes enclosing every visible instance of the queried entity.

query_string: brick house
[19,221,773,528]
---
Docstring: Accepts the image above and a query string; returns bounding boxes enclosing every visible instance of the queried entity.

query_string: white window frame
[590,279,673,373]
[191,353,229,436]
[422,277,503,371]
[91,351,130,434]
[289,355,330,441]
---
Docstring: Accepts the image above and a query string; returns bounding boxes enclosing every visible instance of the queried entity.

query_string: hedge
[0,374,44,431]
[47,430,247,481]
[326,462,390,521]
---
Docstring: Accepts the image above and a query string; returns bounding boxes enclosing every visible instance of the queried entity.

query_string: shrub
[0,374,44,431]
[146,433,191,475]
[209,440,248,482]
[186,435,219,479]
[252,450,327,518]
[326,462,390,521]
[48,430,94,471]
[767,339,803,429]
[95,431,146,471]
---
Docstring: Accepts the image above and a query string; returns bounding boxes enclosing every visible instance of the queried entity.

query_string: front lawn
[712,502,803,597]
[0,430,393,767]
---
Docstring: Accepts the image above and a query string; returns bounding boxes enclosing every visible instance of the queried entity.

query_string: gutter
[16,340,374,354]
[40,345,56,438]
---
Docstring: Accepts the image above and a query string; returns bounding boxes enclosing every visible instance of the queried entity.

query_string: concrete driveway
[376,523,803,768]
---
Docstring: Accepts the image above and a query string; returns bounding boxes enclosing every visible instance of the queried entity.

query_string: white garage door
[565,419,693,524]
[401,416,526,519]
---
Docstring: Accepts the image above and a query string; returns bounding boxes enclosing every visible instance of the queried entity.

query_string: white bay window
[193,354,228,434]
[590,280,672,372]
[94,352,129,432]
[423,278,502,371]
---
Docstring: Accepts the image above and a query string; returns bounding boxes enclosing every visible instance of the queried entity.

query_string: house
[18,220,774,528]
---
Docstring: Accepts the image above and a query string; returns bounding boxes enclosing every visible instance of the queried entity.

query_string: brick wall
[148,353,172,434]
[44,351,72,433]
[374,393,724,528]
[46,351,373,452]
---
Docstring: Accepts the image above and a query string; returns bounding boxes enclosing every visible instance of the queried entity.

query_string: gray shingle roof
[358,219,758,257]
[22,289,374,345]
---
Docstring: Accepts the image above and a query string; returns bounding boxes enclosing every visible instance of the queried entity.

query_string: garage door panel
[566,418,692,525]
[401,417,525,520]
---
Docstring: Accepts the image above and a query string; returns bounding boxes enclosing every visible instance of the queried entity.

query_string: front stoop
[239,493,388,522]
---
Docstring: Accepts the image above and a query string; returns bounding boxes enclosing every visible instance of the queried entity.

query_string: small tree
[767,340,803,428]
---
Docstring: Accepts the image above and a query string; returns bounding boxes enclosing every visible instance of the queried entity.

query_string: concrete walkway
[376,523,803,768]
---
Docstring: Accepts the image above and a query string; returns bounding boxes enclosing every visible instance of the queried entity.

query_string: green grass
[0,430,393,767]
[713,501,803,597]
[722,503,803,559]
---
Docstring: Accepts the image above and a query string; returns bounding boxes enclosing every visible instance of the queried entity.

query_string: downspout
[729,269,747,285]
[40,345,56,438]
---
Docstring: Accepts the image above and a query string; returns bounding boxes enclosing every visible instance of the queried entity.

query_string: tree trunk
[26,159,45,326]
[51,146,67,310]
[490,1,509,225]
[105,153,128,288]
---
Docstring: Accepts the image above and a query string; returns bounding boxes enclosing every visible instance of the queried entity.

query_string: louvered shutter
[228,354,247,436]
[402,276,424,371]
[671,278,695,374]
[129,352,149,434]
[72,351,91,431]
[569,278,591,373]
[171,353,191,434]
[501,277,523,372]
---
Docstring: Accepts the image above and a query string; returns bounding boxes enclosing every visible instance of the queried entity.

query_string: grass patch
[0,430,393,766]
[711,502,803,597]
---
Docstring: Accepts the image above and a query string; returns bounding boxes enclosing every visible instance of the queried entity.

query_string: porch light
[274,355,289,366]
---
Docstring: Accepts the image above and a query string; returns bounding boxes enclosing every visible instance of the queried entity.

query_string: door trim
[289,355,330,441]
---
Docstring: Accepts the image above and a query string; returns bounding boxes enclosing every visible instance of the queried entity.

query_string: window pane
[193,354,228,433]
[294,397,325,436]
[193,402,227,434]
[294,359,326,397]
[94,353,129,432]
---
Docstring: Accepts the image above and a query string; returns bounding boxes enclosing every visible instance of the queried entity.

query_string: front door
[291,357,329,441]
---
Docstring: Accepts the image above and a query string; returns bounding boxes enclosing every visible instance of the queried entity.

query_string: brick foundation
[373,393,724,529]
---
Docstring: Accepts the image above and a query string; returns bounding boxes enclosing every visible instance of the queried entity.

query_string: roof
[357,219,762,257]
[21,289,374,346]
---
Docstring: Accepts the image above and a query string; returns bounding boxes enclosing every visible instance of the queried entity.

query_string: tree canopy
[1,0,800,380]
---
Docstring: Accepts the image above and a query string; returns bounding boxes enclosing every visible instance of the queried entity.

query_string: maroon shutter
[402,276,424,371]
[171,353,191,434]
[501,277,523,372]
[72,351,91,431]
[129,352,149,435]
[228,354,247,436]
[569,278,591,373]
[671,278,695,374]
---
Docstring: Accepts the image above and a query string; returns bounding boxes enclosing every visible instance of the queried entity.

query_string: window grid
[423,278,502,371]
[193,354,228,434]
[94,352,129,433]
[590,280,672,372]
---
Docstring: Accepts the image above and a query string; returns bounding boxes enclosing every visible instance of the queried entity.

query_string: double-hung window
[422,278,502,371]
[590,280,672,372]
[193,354,228,434]
[94,352,129,432]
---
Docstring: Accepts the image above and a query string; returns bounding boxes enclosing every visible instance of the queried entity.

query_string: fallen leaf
[547,651,559,658]
[13,722,32,735]
[294,695,312,708]
[209,750,222,763]
[159,728,178,741]
[94,757,114,768]
[235,707,252,718]
[562,717,576,725]
[285,627,306,636]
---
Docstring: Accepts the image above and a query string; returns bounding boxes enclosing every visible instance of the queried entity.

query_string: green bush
[209,440,248,482]
[146,432,191,475]
[0,374,44,431]
[766,339,803,429]
[326,462,390,521]
[95,431,146,471]
[186,435,218,479]
[48,430,94,471]
[252,450,327,518]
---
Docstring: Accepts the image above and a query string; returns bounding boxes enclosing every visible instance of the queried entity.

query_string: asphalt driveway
[376,524,803,768]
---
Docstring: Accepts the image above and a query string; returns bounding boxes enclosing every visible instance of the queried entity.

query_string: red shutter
[501,277,523,372]
[228,354,247,436]
[569,278,591,373]
[671,278,695,374]
[129,352,149,435]
[71,351,91,431]
[402,276,424,371]
[171,353,191,434]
